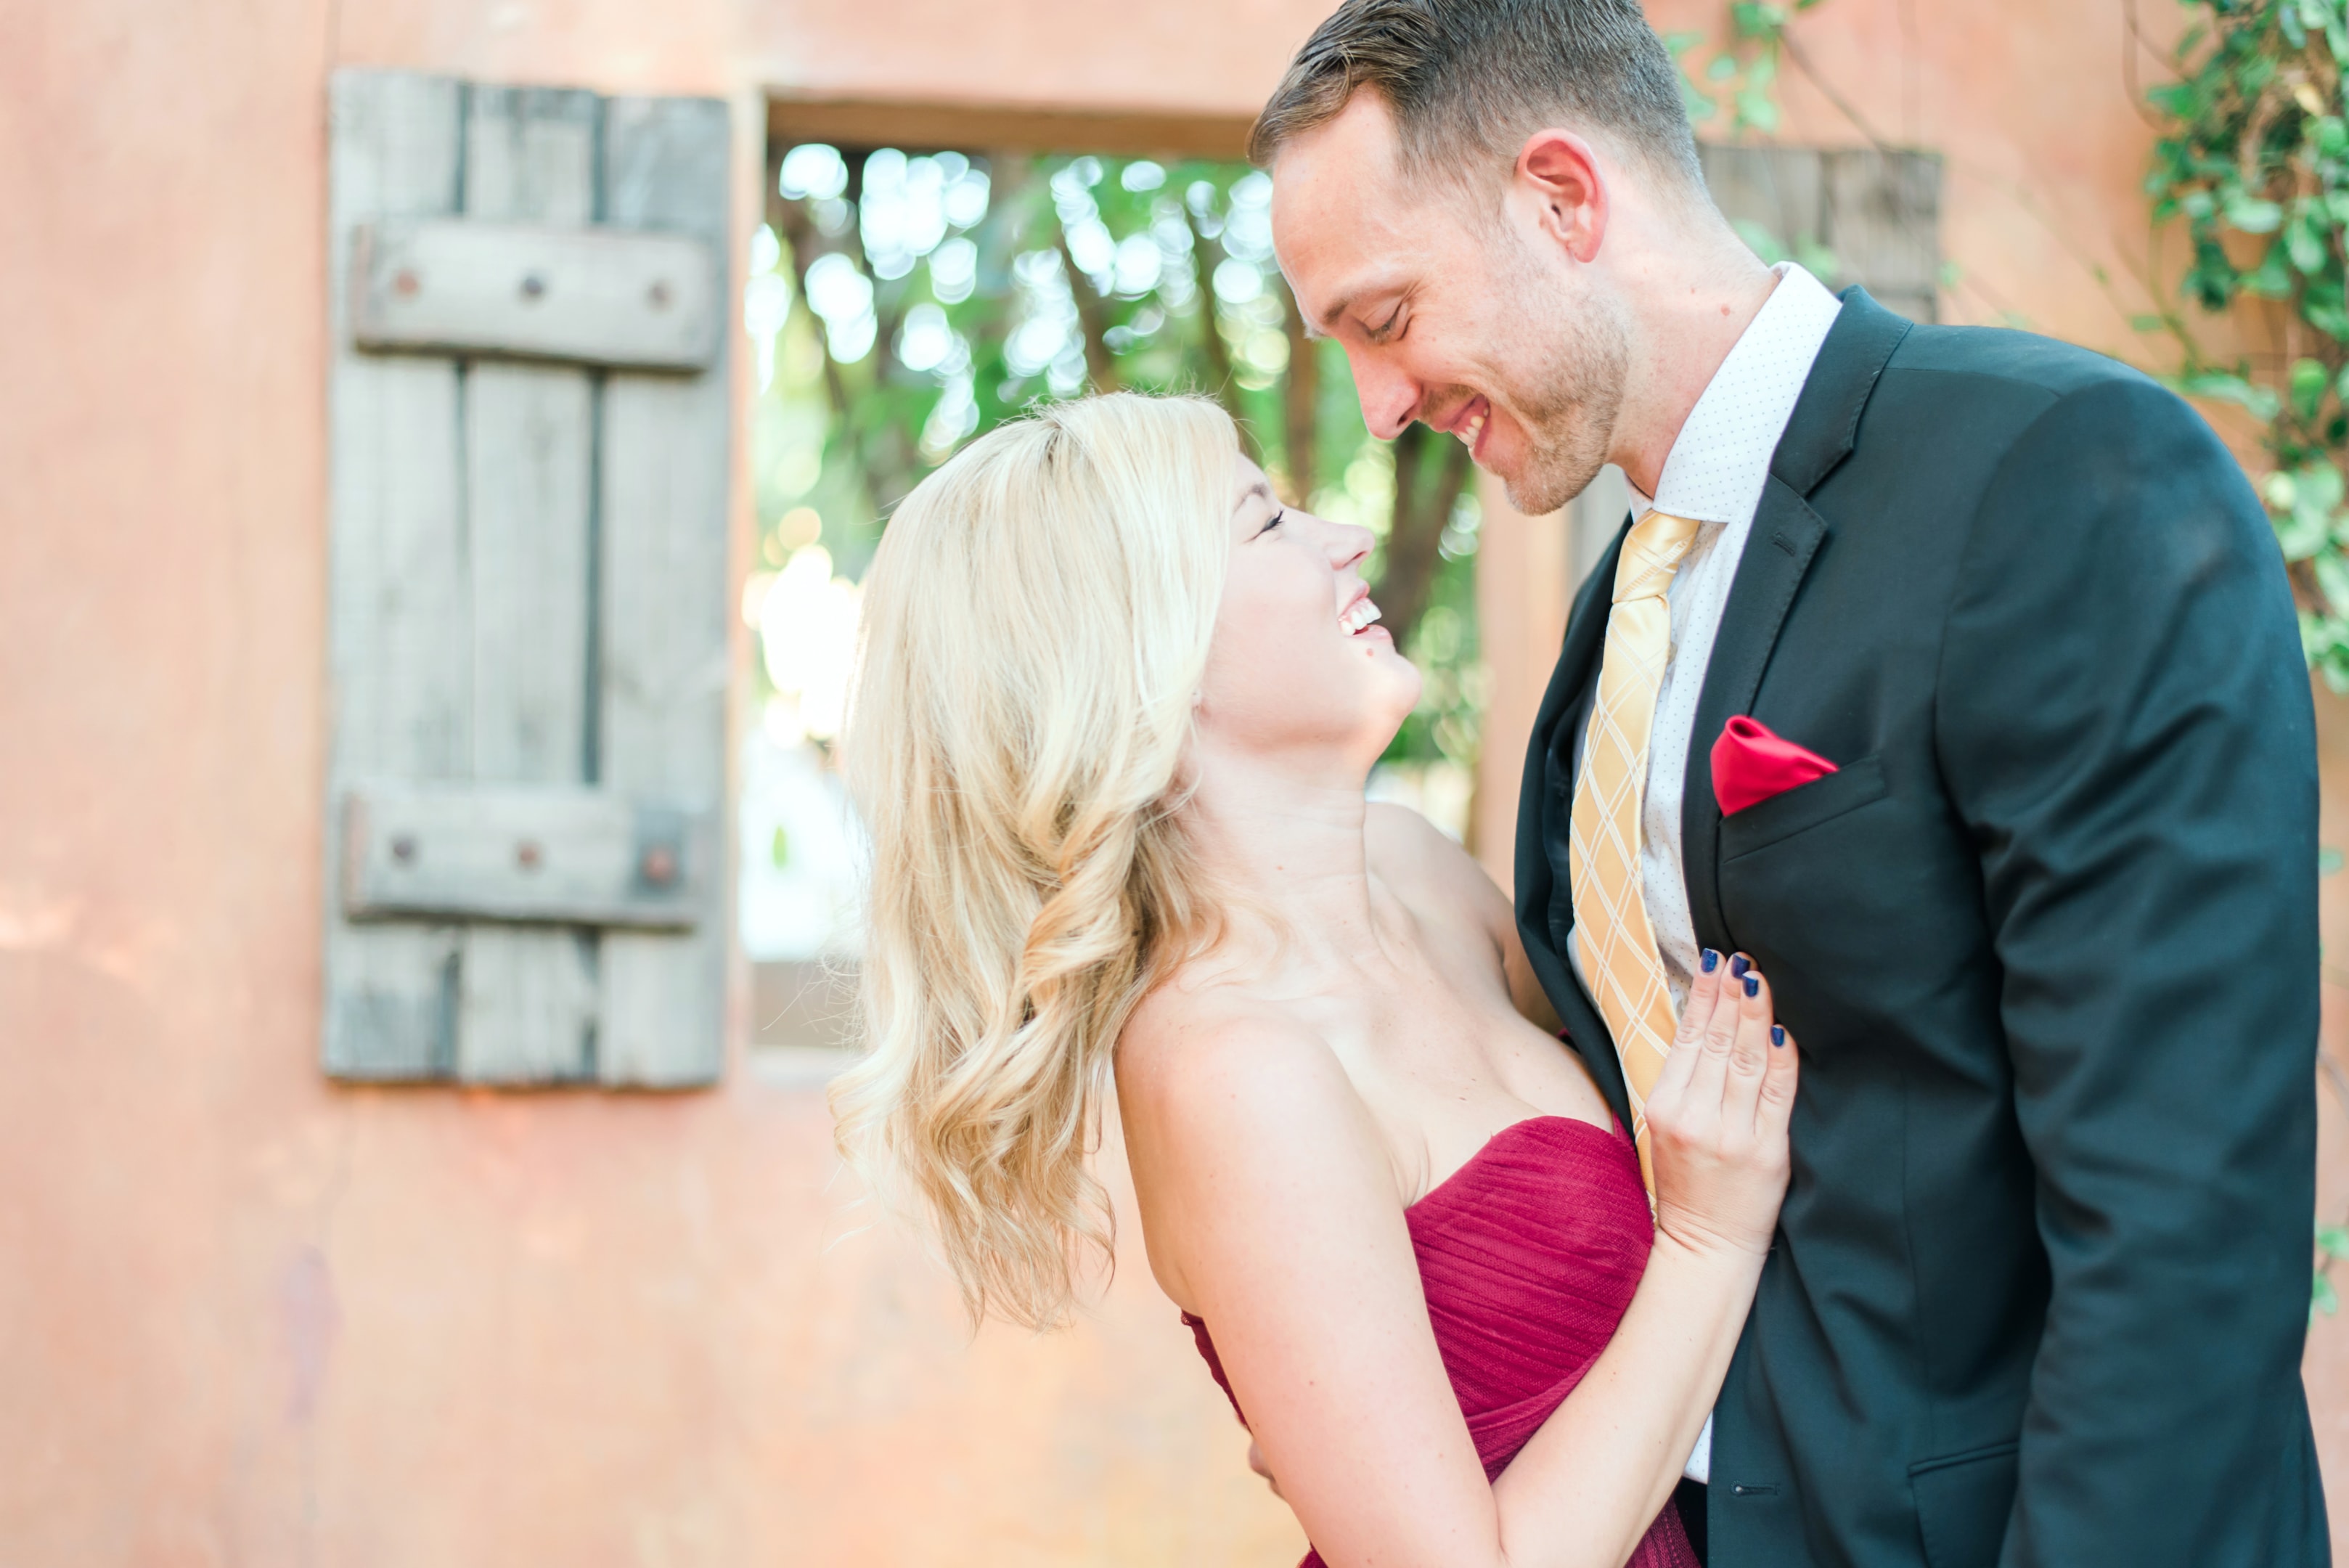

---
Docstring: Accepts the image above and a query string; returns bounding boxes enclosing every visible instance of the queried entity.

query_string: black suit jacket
[1515,290,2327,1568]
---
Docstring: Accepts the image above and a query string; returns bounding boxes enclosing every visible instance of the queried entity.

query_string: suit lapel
[1512,511,1627,943]
[1513,510,1630,1121]
[1678,287,1912,952]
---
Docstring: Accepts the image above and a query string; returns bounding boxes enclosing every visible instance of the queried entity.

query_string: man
[1251,1,2326,1564]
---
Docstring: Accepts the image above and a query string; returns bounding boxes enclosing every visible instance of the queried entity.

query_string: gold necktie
[1570,509,1704,1196]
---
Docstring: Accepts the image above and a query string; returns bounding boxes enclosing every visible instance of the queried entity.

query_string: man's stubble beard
[1494,270,1625,515]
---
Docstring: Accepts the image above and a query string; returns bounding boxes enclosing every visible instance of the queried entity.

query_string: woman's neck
[1183,743,1389,970]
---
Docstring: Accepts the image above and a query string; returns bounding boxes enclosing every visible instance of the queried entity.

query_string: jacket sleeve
[1935,375,2326,1567]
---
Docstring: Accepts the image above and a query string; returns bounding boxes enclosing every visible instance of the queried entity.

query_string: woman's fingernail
[1744,975,1760,998]
[1730,954,1752,978]
[1772,1025,1786,1047]
[1702,949,1720,973]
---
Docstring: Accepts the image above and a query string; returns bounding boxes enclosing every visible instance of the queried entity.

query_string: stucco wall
[1,0,2340,1561]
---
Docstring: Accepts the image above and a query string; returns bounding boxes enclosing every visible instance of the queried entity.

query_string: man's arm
[1937,375,2324,1567]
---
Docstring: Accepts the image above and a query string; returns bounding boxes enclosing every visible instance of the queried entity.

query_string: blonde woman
[831,394,1796,1568]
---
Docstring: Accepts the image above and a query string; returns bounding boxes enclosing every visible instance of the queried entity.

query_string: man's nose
[1344,346,1420,441]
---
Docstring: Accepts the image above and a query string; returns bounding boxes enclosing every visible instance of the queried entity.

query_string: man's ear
[1515,130,1608,264]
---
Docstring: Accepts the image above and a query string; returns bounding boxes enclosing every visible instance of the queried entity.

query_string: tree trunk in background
[1182,206,1250,445]
[1280,282,1319,505]
[1373,423,1473,653]
[770,189,919,518]
[1055,226,1124,393]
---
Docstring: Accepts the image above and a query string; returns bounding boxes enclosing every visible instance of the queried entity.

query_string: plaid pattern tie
[1570,509,1704,1196]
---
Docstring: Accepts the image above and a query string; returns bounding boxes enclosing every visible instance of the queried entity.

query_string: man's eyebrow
[1308,291,1358,338]
[1309,279,1403,340]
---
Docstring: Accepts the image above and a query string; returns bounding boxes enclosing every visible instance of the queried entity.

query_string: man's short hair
[1249,0,1702,191]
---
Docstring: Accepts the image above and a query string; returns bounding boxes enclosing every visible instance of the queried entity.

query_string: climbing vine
[1667,1,1831,138]
[2140,0,2349,1320]
[2144,0,2349,690]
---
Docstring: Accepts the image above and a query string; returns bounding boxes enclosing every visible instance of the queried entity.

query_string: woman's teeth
[1341,599,1384,635]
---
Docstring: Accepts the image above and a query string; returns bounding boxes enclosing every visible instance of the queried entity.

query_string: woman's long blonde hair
[830,393,1238,1330]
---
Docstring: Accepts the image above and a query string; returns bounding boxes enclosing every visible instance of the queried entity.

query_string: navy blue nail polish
[1701,949,1720,973]
[1744,975,1760,998]
[1772,1026,1786,1047]
[1730,954,1752,978]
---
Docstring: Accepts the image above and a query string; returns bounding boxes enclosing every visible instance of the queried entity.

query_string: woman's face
[1194,457,1423,769]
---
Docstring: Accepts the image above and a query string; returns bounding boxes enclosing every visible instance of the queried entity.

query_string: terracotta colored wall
[3,0,2342,1562]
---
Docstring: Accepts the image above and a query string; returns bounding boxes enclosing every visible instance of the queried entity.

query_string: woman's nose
[1327,520,1375,571]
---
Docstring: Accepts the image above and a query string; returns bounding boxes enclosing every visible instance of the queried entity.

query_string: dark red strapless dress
[1182,1115,1698,1568]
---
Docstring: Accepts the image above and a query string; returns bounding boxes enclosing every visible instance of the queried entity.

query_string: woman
[831,394,1796,1568]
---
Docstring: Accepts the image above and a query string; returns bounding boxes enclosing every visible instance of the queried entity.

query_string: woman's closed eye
[1254,507,1287,539]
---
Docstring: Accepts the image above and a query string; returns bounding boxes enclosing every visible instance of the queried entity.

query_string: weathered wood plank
[597,94,733,1087]
[343,783,711,928]
[324,70,470,1079]
[457,83,602,1082]
[1702,144,1825,274]
[1821,149,1942,324]
[350,219,719,370]
[1698,143,1942,323]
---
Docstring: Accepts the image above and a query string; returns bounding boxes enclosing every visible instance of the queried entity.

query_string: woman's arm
[1122,961,1795,1568]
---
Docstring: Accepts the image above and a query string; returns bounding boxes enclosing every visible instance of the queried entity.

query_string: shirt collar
[1627,263,1845,525]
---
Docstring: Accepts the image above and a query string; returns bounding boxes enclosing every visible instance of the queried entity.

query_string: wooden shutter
[1699,145,1942,324]
[324,70,731,1087]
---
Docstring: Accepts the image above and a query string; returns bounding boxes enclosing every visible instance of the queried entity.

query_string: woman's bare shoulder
[1364,802,1511,938]
[1119,978,1356,1141]
[1116,979,1393,1308]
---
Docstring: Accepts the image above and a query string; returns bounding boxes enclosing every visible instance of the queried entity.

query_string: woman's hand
[1643,952,1799,1261]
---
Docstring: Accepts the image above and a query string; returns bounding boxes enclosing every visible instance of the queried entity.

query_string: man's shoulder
[1876,317,2160,412]
[1845,316,2218,483]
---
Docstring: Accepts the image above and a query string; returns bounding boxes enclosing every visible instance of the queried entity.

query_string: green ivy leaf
[2291,212,2333,274]
[2180,370,2282,421]
[2279,510,2332,560]
[2316,1268,2339,1317]
[2244,245,2297,298]
[2313,547,2349,611]
[2228,195,2287,235]
[2322,847,2346,878]
[2301,459,2344,515]
[2324,1223,2349,1259]
[2294,356,2331,419]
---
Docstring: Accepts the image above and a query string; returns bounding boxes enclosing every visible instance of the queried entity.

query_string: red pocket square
[1712,715,1839,816]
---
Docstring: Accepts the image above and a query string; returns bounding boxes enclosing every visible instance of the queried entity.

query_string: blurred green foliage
[752,144,1485,770]
[2143,0,2349,690]
[1664,0,1831,139]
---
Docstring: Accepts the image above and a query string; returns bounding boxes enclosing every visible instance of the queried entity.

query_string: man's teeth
[1341,599,1384,634]
[1456,408,1486,449]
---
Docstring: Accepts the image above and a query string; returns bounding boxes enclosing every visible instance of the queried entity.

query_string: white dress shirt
[1567,262,1843,1482]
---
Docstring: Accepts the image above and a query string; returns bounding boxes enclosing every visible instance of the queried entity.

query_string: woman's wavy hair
[830,393,1238,1330]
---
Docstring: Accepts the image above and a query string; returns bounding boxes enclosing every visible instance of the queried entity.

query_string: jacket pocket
[1719,752,1890,860]
[1910,1440,2019,1568]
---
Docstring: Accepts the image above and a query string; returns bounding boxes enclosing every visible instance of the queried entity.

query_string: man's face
[1270,94,1629,515]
